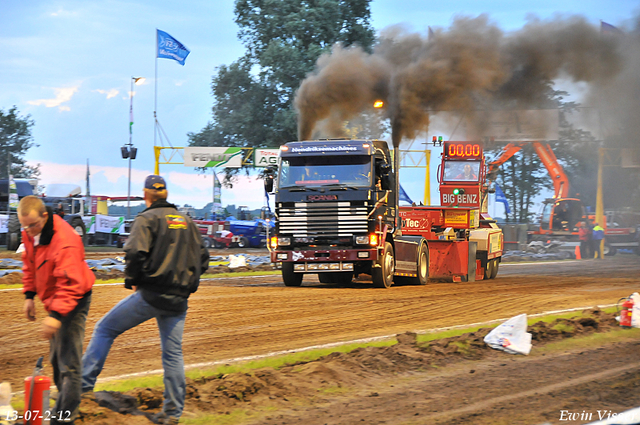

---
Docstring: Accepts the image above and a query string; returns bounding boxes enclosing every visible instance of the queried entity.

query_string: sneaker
[150,411,179,424]
[80,390,96,402]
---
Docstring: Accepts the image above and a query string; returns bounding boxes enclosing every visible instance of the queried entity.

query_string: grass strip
[88,307,621,394]
[0,271,281,289]
[415,306,618,344]
[96,340,394,393]
[202,270,279,279]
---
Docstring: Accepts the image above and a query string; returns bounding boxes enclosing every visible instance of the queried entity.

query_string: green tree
[491,145,552,222]
[0,106,39,178]
[188,0,376,150]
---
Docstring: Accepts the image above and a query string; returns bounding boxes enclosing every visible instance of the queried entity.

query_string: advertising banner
[184,147,243,168]
[8,176,18,211]
[254,149,280,167]
[83,215,125,234]
[213,172,222,212]
[0,214,8,233]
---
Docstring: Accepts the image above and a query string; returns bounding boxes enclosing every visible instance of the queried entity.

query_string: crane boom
[487,142,571,199]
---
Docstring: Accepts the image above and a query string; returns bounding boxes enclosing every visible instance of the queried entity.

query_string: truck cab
[268,139,395,286]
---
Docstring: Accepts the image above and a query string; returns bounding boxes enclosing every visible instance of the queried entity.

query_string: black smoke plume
[294,15,625,147]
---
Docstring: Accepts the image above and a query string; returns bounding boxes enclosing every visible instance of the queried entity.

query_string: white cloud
[50,9,77,17]
[27,86,78,111]
[94,89,119,99]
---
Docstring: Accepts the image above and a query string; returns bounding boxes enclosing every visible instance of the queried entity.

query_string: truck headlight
[278,237,291,246]
[355,236,369,245]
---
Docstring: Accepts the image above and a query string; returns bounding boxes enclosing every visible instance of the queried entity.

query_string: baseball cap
[144,175,167,191]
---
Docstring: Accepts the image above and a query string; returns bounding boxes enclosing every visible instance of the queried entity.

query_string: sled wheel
[490,258,500,279]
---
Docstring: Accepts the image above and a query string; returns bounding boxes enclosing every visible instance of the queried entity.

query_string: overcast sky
[1,0,638,212]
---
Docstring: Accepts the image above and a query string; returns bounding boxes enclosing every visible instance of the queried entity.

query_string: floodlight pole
[127,77,134,219]
[126,76,145,219]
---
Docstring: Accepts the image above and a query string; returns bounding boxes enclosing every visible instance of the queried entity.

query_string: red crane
[487,142,571,199]
[486,141,586,236]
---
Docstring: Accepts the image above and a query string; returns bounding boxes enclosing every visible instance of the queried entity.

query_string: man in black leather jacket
[81,175,209,425]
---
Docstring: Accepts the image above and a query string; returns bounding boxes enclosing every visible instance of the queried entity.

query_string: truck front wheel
[372,242,394,288]
[70,217,86,246]
[7,214,21,251]
[604,243,617,256]
[282,263,303,287]
[318,273,334,284]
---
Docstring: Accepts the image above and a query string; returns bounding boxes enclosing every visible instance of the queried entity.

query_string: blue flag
[264,189,272,213]
[157,29,190,65]
[399,184,413,205]
[601,21,624,36]
[494,183,511,215]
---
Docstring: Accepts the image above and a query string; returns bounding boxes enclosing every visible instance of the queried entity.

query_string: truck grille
[278,202,368,237]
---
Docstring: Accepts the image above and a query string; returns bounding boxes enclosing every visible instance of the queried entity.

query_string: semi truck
[193,218,273,248]
[0,179,87,250]
[265,138,503,287]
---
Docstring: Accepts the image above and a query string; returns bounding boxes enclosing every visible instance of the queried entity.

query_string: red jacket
[22,212,94,317]
[578,226,589,241]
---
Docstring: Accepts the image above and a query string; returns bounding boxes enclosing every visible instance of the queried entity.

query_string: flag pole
[154,28,158,150]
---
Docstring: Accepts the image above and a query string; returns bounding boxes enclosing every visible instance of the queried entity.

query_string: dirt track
[2,254,640,424]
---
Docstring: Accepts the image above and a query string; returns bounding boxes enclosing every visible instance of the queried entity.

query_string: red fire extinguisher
[24,357,50,425]
[619,296,634,328]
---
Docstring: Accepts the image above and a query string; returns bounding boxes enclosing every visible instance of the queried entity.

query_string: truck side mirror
[264,168,274,193]
[380,175,391,191]
[378,163,392,191]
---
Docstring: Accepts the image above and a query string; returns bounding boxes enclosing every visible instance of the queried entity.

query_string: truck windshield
[443,160,481,182]
[278,155,371,188]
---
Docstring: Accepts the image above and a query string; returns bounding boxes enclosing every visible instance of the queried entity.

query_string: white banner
[83,215,125,234]
[184,147,243,168]
[254,149,280,167]
[0,214,8,234]
[8,176,18,211]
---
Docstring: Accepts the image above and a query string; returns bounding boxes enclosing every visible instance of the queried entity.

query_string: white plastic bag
[483,313,532,355]
[631,292,640,328]
[228,254,247,269]
[0,381,14,424]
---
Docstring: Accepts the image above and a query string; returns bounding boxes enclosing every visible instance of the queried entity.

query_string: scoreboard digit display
[444,142,483,159]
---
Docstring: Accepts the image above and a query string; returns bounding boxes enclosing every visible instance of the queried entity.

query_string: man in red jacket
[20,195,94,425]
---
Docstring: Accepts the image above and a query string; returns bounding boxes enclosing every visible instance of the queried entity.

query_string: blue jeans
[81,291,187,419]
[50,292,91,423]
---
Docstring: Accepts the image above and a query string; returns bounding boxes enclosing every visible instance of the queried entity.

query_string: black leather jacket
[124,200,209,312]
